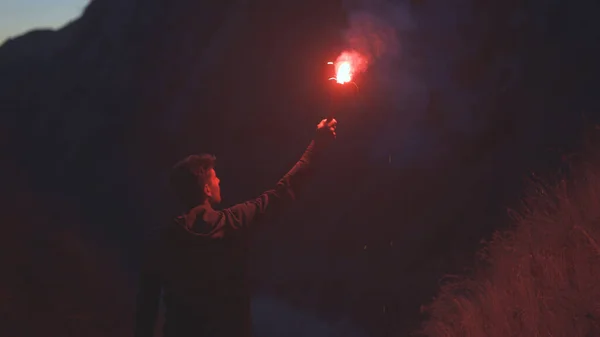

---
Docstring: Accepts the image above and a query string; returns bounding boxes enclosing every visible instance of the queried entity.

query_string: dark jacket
[134,140,323,337]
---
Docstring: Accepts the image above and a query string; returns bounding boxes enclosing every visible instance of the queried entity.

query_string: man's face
[203,168,221,205]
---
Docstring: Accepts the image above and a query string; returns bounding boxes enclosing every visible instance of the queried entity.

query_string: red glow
[335,62,352,84]
[329,50,367,84]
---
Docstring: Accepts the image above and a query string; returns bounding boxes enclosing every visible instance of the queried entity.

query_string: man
[134,118,338,337]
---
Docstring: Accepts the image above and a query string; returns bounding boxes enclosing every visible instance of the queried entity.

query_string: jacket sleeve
[221,139,322,231]
[134,242,162,337]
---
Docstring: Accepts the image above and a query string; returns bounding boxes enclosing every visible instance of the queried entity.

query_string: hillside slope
[420,136,600,336]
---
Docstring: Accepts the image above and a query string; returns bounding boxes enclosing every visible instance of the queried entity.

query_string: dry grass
[418,148,600,336]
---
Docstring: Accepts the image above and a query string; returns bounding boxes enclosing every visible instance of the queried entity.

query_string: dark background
[1,0,600,336]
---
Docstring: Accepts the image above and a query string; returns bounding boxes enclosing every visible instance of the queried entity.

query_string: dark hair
[170,154,216,207]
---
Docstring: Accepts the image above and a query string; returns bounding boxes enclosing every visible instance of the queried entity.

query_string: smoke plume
[340,0,412,74]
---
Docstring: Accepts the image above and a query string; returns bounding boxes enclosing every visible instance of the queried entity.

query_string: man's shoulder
[163,206,229,241]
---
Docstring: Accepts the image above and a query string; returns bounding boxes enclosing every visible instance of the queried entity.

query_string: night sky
[2,0,600,336]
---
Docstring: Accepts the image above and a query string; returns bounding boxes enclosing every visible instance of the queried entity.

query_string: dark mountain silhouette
[2,0,600,336]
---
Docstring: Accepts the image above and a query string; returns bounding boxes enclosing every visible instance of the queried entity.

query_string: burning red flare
[328,50,367,84]
[335,62,352,84]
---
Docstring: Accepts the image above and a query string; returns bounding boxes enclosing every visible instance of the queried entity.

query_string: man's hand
[315,118,337,143]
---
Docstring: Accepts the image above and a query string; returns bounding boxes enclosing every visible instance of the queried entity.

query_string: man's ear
[203,184,212,198]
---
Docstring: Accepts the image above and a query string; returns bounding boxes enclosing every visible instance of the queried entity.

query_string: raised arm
[176,118,337,238]
[220,118,337,231]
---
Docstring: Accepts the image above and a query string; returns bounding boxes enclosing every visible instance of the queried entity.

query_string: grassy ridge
[419,143,600,336]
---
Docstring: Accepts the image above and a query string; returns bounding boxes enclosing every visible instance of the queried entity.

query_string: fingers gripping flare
[318,118,337,139]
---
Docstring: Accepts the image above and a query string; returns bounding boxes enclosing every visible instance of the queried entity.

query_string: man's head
[170,154,221,208]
